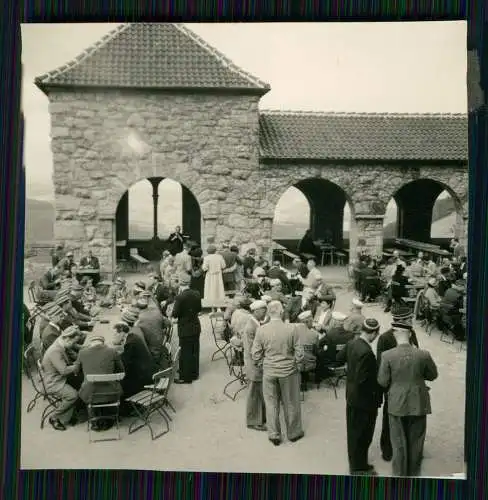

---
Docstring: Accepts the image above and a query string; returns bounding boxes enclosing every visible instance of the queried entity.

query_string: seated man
[41,326,83,431]
[300,259,323,291]
[284,287,318,323]
[437,266,452,297]
[39,266,62,302]
[230,296,253,338]
[424,278,441,309]
[267,261,291,293]
[343,299,366,336]
[316,311,354,382]
[78,335,124,431]
[295,310,319,391]
[439,279,466,341]
[78,249,101,286]
[359,260,382,302]
[40,311,78,355]
[267,278,289,305]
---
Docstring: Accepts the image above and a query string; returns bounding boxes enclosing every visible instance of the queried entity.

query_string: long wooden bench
[129,248,150,271]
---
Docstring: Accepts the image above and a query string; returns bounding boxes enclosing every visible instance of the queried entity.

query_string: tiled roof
[35,23,270,94]
[259,111,468,161]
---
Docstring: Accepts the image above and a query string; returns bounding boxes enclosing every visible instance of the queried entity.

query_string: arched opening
[115,177,201,261]
[272,178,353,264]
[383,179,462,251]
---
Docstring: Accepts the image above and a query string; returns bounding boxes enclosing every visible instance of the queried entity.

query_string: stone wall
[48,90,262,272]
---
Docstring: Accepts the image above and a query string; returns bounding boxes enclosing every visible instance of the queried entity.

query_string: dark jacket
[79,255,100,269]
[284,296,318,323]
[242,256,256,278]
[437,277,451,298]
[167,232,184,256]
[78,344,124,403]
[336,337,382,410]
[138,307,171,366]
[440,287,463,313]
[120,333,158,398]
[391,274,409,301]
[172,288,202,338]
[267,266,291,291]
[40,270,58,290]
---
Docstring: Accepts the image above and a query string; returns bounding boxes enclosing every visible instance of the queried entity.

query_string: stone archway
[386,178,464,245]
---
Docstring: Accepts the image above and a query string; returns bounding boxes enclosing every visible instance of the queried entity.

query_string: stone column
[259,215,274,263]
[354,215,384,258]
[148,177,163,240]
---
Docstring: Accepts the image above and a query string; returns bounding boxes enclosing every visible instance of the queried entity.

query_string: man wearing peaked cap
[171,264,203,384]
[336,318,383,475]
[242,299,268,432]
[295,309,319,392]
[376,303,419,462]
[378,323,438,476]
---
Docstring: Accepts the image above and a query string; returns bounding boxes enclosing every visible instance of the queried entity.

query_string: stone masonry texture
[48,89,469,272]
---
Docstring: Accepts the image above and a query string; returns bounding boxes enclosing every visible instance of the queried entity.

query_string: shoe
[289,432,305,443]
[269,438,281,446]
[247,424,267,432]
[49,417,67,431]
[382,453,392,462]
[174,379,192,384]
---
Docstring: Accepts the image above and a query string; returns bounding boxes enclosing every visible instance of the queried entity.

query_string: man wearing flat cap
[378,322,438,476]
[336,318,383,475]
[376,303,419,462]
[242,300,268,431]
[295,310,319,392]
[172,272,202,384]
[41,325,83,430]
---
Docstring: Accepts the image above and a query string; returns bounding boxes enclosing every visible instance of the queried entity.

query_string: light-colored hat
[261,295,272,303]
[136,298,149,309]
[391,303,413,321]
[60,325,80,338]
[253,267,266,278]
[269,278,281,286]
[250,300,267,311]
[331,311,347,321]
[66,251,74,257]
[352,298,364,308]
[428,278,437,287]
[71,283,84,292]
[179,273,191,286]
[363,318,380,333]
[298,310,313,322]
[121,310,138,325]
[88,335,105,344]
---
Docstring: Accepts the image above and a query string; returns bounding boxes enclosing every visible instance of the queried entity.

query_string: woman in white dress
[203,245,226,310]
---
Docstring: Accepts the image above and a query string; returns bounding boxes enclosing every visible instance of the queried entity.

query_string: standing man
[251,300,305,446]
[377,323,438,477]
[167,225,185,256]
[242,300,268,432]
[171,274,202,384]
[174,242,192,283]
[377,303,420,462]
[220,242,238,295]
[336,318,383,475]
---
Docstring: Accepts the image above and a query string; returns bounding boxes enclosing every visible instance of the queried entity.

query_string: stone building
[35,23,468,274]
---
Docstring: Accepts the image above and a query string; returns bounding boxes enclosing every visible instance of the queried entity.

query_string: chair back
[86,373,125,383]
[23,344,40,382]
[209,312,226,341]
[36,359,50,395]
[28,281,39,304]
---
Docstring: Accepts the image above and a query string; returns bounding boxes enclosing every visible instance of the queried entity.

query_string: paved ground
[20,267,466,477]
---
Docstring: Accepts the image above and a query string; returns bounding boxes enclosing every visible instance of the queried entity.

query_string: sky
[21,21,467,227]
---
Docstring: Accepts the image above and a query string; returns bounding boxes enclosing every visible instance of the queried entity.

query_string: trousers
[178,336,200,382]
[380,397,393,459]
[246,381,266,427]
[262,371,303,441]
[346,405,378,472]
[51,383,79,424]
[389,414,427,477]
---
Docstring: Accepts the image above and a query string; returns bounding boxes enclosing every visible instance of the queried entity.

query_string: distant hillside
[24,198,54,244]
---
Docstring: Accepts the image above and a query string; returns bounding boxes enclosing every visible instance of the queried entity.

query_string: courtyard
[20,268,466,478]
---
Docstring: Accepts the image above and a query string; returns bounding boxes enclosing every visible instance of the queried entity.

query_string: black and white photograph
[20,21,467,478]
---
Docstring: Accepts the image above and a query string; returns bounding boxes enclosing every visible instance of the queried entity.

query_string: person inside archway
[298,229,319,261]
[167,225,185,256]
[450,237,465,262]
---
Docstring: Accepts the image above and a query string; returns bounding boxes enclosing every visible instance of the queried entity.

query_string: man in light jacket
[251,300,305,446]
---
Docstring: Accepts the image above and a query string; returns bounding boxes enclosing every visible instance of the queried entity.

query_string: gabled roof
[259,111,468,162]
[35,23,270,95]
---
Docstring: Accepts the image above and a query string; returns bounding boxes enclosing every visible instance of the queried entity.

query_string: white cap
[331,311,347,321]
[297,310,313,322]
[253,267,266,278]
[352,298,364,308]
[261,295,272,303]
[269,278,281,286]
[250,300,267,311]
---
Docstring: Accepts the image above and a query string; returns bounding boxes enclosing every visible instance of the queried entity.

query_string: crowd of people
[23,233,467,477]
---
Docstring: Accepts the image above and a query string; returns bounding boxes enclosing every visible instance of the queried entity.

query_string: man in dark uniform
[376,303,419,462]
[172,273,202,384]
[242,248,257,279]
[167,225,185,256]
[336,318,383,475]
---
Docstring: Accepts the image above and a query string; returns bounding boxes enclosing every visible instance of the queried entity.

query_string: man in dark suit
[284,287,318,323]
[336,318,383,475]
[39,267,62,301]
[167,226,185,256]
[376,303,420,462]
[172,273,202,384]
[439,279,466,340]
[267,261,291,292]
[79,250,101,285]
[378,323,438,477]
[437,267,452,297]
[242,248,257,279]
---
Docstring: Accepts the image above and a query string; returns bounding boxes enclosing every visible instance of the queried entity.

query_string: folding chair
[23,344,43,412]
[27,280,40,304]
[35,360,63,429]
[143,347,181,418]
[126,367,173,440]
[318,344,347,399]
[209,311,231,363]
[223,346,248,401]
[85,373,125,443]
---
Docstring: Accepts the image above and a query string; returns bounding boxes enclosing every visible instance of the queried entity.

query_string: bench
[281,250,300,265]
[129,248,150,271]
[301,253,316,262]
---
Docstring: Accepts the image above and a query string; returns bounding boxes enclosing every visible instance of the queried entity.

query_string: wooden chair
[223,346,248,401]
[85,373,125,443]
[209,312,231,363]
